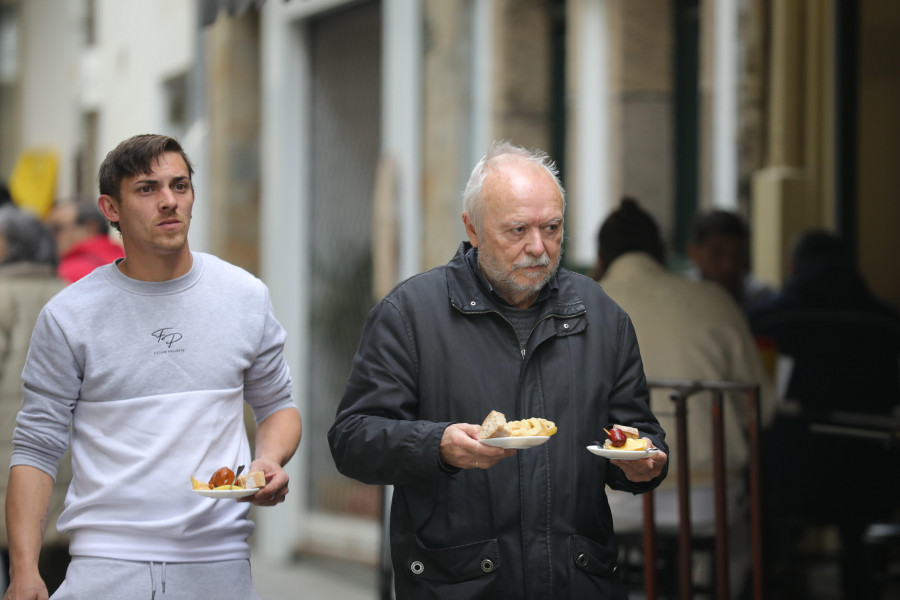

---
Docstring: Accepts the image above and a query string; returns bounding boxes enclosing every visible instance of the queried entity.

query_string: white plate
[193,488,260,499]
[586,445,659,460]
[480,436,551,449]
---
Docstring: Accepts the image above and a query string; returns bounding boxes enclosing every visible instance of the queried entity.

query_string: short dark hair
[597,197,666,267]
[790,229,848,270]
[689,209,748,245]
[71,197,111,235]
[98,134,194,232]
[0,182,13,208]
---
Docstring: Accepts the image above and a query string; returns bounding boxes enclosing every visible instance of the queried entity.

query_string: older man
[329,142,667,599]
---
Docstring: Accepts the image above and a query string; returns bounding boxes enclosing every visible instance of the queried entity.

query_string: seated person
[687,209,776,313]
[596,198,773,597]
[749,229,900,599]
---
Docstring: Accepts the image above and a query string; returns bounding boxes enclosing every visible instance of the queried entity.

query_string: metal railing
[641,378,764,600]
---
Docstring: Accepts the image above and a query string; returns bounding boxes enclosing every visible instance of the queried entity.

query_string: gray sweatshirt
[11,252,297,562]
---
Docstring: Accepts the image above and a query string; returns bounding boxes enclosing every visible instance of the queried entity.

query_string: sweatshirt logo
[152,327,185,354]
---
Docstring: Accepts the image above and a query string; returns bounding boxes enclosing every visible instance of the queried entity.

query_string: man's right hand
[439,423,516,470]
[4,572,50,600]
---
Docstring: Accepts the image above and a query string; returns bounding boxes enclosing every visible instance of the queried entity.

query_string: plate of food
[478,411,557,449]
[587,424,659,460]
[587,445,659,460]
[193,487,260,499]
[481,435,551,449]
[190,466,266,499]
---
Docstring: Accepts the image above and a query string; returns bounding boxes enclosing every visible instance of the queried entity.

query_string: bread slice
[612,424,640,439]
[236,471,266,489]
[479,410,511,439]
[236,470,265,489]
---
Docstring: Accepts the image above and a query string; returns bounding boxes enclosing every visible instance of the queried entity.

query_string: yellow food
[604,436,648,451]
[479,411,557,438]
[190,475,211,491]
[506,417,558,437]
[213,484,244,491]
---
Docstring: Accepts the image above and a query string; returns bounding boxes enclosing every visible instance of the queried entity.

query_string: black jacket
[329,243,667,599]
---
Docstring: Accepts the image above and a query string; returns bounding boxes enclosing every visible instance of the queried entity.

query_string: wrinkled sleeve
[11,307,77,480]
[328,298,448,486]
[604,311,669,494]
[244,288,297,424]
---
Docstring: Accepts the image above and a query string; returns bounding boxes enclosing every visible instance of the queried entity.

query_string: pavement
[252,555,380,600]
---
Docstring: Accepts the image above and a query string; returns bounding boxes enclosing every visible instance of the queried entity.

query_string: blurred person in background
[0,205,69,596]
[687,209,776,313]
[44,198,124,284]
[748,229,900,599]
[594,197,773,597]
[0,184,13,209]
[5,134,302,600]
[329,142,668,599]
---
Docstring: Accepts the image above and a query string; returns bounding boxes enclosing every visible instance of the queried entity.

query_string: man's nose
[158,187,176,209]
[524,228,545,255]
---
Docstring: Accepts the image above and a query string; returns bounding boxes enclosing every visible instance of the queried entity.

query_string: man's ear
[97,195,120,227]
[461,212,479,248]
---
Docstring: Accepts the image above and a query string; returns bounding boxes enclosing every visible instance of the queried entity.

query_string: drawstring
[149,562,168,599]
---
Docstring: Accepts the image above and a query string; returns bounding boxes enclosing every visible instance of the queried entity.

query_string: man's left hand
[610,438,667,482]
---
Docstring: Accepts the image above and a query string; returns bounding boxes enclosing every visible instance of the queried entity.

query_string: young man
[6,134,302,600]
[329,142,668,599]
[687,209,776,313]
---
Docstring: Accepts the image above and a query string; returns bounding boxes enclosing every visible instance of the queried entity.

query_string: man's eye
[139,186,153,193]
[174,183,189,191]
[511,227,525,235]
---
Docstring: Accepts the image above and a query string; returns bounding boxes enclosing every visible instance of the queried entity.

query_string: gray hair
[0,205,57,266]
[462,141,566,234]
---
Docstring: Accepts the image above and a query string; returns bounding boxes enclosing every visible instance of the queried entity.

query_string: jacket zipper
[454,304,583,360]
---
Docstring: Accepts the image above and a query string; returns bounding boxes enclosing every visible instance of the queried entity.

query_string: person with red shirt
[45,199,125,283]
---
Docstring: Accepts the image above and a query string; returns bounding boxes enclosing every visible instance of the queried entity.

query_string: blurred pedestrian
[329,142,668,599]
[687,209,776,313]
[0,205,69,596]
[0,183,13,209]
[6,134,302,600]
[595,197,773,597]
[44,198,124,283]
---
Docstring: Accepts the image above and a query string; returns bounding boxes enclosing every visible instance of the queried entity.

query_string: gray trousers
[50,557,262,600]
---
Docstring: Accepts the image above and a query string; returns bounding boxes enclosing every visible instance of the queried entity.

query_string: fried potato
[190,475,211,491]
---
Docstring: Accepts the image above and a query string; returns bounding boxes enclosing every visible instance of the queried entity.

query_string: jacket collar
[446,242,585,319]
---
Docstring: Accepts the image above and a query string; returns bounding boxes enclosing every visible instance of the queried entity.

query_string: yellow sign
[9,149,58,219]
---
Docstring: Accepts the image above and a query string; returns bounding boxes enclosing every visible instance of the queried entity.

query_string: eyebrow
[505,217,563,227]
[132,175,190,186]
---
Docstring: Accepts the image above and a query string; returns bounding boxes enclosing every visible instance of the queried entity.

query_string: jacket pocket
[570,533,619,577]
[394,533,500,583]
